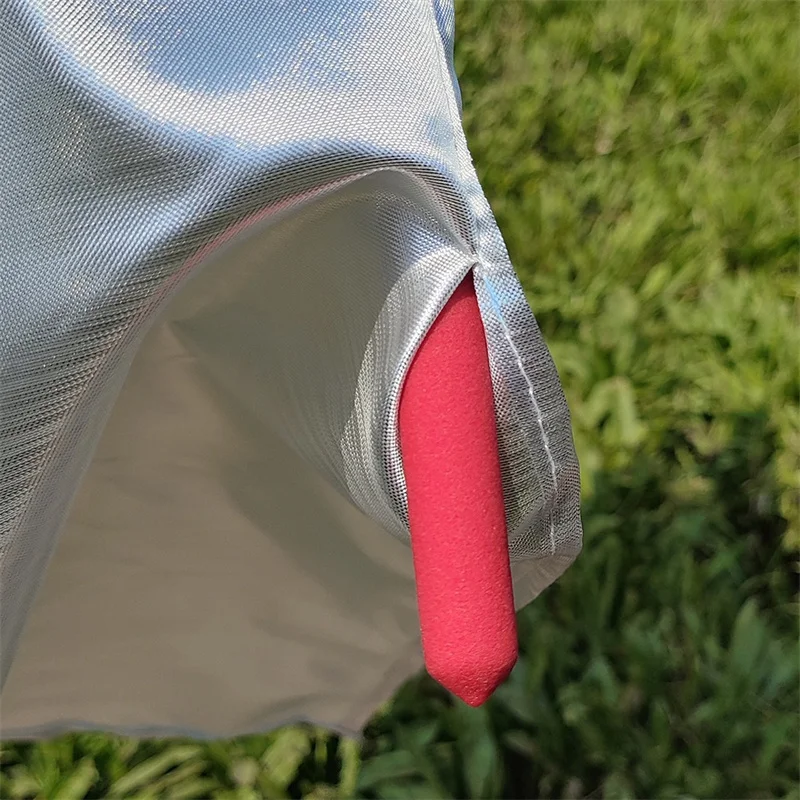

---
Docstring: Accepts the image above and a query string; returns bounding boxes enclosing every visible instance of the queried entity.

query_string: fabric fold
[0,0,581,736]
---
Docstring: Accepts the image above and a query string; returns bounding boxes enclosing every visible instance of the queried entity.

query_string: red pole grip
[398,275,517,706]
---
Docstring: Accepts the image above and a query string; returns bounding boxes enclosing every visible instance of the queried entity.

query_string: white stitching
[480,274,558,555]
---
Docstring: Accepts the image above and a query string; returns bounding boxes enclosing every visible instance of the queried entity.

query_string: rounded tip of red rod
[426,629,518,707]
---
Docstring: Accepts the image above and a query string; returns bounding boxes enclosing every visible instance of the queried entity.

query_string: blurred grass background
[1,1,798,797]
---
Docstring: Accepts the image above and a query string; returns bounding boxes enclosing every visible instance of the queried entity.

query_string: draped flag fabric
[0,0,582,738]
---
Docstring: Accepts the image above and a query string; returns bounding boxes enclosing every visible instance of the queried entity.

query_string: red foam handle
[398,275,517,706]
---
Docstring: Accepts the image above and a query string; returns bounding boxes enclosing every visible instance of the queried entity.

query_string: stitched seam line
[480,275,558,555]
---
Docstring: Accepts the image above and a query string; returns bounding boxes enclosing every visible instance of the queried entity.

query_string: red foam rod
[398,275,517,706]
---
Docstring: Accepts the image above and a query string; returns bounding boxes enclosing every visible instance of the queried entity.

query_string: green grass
[2,1,797,798]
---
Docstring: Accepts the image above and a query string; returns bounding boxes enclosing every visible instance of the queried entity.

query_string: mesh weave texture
[0,0,582,690]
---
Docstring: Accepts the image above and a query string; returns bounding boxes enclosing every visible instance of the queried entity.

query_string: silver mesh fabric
[0,0,582,734]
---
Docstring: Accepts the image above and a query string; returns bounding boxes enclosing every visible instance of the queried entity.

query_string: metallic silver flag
[0,0,581,738]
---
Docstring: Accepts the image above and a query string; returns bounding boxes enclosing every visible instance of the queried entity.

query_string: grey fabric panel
[0,0,581,733]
